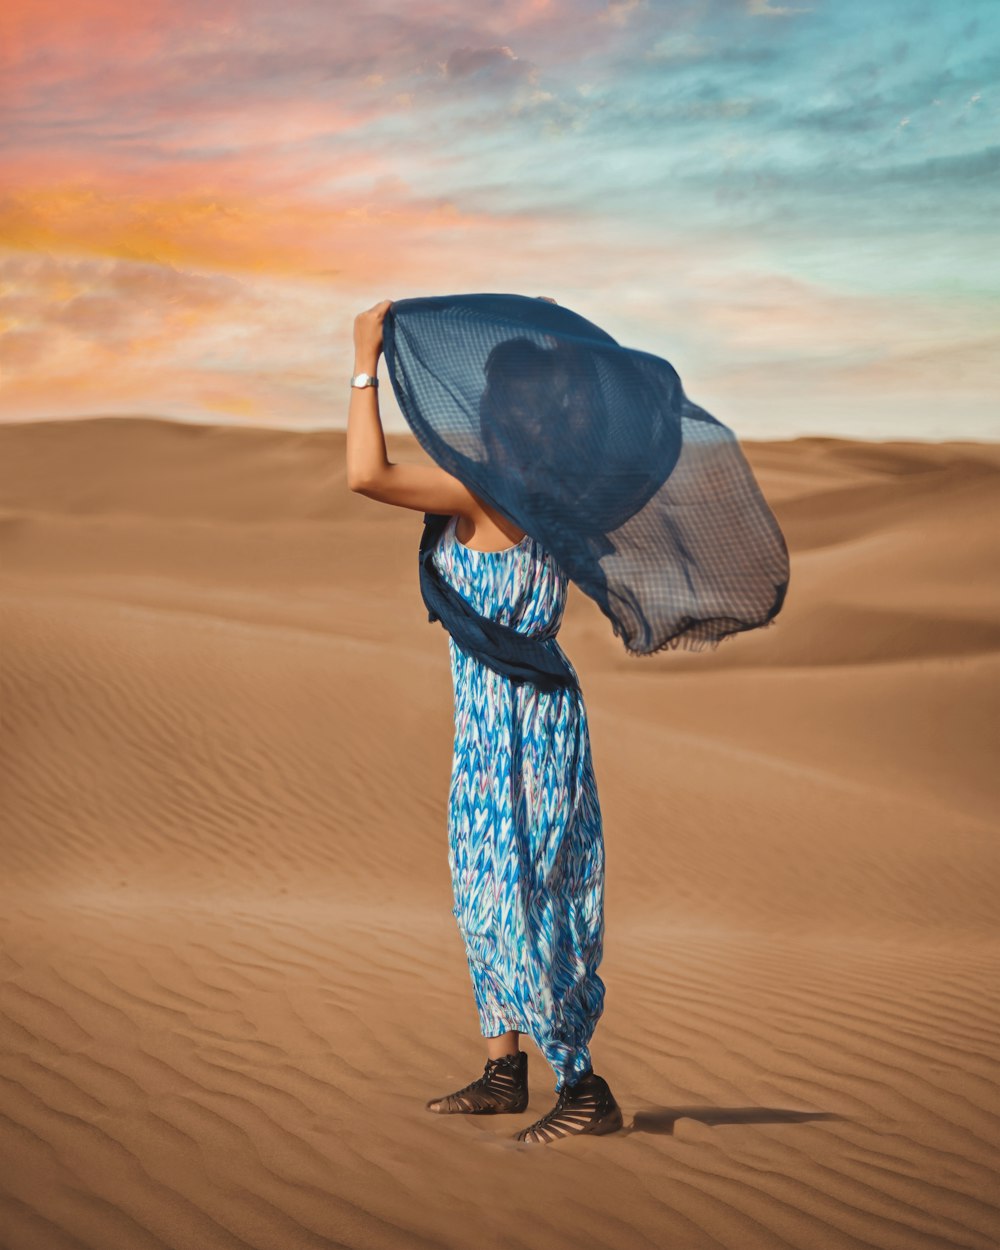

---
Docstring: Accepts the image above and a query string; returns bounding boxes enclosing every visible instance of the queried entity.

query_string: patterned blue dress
[431,512,607,1092]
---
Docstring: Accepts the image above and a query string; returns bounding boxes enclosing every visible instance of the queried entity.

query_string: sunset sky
[1,0,997,439]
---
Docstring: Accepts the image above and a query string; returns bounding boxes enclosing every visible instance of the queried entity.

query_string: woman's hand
[353,298,393,369]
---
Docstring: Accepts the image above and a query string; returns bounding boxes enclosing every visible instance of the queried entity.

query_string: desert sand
[1,416,998,1250]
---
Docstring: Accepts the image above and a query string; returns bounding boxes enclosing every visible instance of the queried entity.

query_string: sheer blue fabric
[383,292,789,658]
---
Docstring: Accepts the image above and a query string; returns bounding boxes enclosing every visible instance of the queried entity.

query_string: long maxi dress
[431,512,607,1092]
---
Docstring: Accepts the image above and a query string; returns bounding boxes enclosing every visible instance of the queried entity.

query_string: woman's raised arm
[346,299,480,516]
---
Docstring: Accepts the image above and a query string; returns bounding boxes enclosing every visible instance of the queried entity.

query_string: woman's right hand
[353,299,393,366]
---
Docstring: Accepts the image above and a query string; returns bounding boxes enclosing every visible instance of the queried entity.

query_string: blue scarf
[418,510,580,692]
[385,293,789,682]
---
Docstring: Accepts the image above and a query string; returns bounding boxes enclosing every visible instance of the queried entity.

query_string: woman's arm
[346,299,481,516]
[345,299,391,490]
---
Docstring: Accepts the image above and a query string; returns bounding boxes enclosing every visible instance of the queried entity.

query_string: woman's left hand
[353,299,393,364]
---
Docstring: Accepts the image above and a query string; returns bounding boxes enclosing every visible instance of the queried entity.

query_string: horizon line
[2,411,997,447]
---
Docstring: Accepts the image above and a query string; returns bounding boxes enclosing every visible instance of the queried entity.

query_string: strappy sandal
[513,1069,623,1143]
[426,1051,529,1114]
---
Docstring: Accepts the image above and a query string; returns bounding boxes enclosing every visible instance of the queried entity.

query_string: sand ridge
[1,417,998,1250]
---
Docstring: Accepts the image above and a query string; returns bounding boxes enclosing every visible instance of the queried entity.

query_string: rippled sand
[2,417,998,1250]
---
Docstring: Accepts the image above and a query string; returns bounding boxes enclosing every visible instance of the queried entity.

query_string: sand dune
[1,416,998,1250]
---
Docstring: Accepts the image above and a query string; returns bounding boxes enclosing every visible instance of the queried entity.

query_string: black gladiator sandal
[426,1051,529,1114]
[513,1068,623,1144]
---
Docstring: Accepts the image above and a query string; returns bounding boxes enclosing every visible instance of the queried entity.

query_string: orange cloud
[0,186,488,280]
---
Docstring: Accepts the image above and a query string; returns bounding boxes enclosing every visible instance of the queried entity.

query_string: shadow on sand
[624,1106,846,1136]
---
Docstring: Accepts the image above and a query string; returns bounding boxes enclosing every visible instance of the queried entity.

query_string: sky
[1,0,997,440]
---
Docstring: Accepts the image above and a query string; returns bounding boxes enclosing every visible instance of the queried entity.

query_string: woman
[347,297,623,1145]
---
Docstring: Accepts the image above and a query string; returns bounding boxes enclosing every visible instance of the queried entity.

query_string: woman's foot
[513,1069,623,1143]
[426,1051,529,1114]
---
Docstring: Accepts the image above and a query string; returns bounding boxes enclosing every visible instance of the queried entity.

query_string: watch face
[354,373,371,385]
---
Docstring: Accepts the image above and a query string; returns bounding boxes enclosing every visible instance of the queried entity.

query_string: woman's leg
[508,722,624,1142]
[522,714,608,1093]
[486,1028,521,1060]
[524,874,606,1092]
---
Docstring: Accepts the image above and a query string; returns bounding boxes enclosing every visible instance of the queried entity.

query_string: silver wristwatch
[350,371,379,388]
